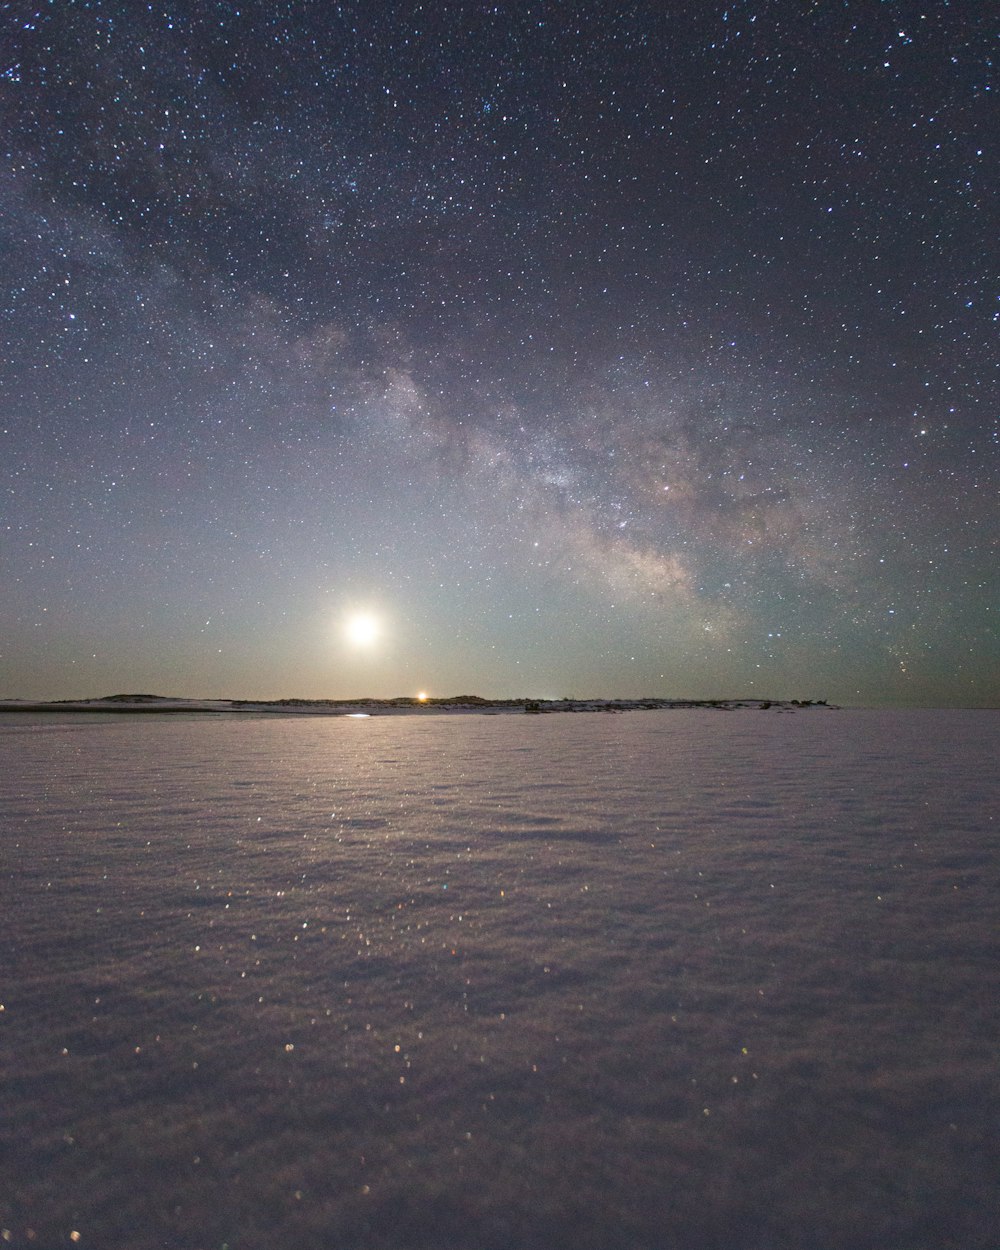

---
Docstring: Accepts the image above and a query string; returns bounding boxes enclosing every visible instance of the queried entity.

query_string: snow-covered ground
[2,709,996,1249]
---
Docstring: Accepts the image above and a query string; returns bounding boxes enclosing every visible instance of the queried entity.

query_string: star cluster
[2,1,996,704]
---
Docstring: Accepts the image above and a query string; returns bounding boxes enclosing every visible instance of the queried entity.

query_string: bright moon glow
[345,613,380,646]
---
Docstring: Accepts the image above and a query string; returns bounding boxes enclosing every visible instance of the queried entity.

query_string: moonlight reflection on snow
[1,709,997,1249]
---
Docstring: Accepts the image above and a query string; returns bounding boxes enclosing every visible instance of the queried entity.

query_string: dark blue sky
[2,1,996,704]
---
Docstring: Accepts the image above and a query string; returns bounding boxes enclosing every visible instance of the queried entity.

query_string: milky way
[2,2,996,704]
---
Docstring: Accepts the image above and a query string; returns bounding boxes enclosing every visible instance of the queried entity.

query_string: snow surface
[1,709,997,1249]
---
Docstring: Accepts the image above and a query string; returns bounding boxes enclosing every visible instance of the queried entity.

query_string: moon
[345,613,380,647]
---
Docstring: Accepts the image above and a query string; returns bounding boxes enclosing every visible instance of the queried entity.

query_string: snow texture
[1,709,997,1249]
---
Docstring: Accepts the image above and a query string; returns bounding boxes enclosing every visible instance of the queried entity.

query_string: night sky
[2,1,996,706]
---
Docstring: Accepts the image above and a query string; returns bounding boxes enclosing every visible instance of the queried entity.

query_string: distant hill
[100,693,172,702]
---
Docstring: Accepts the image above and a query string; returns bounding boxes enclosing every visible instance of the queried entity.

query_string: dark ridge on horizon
[1,694,834,714]
[101,693,174,702]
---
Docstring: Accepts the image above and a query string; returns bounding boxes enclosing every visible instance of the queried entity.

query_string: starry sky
[2,1,997,706]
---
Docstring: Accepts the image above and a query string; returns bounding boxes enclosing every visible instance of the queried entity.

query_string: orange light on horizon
[417,691,428,702]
